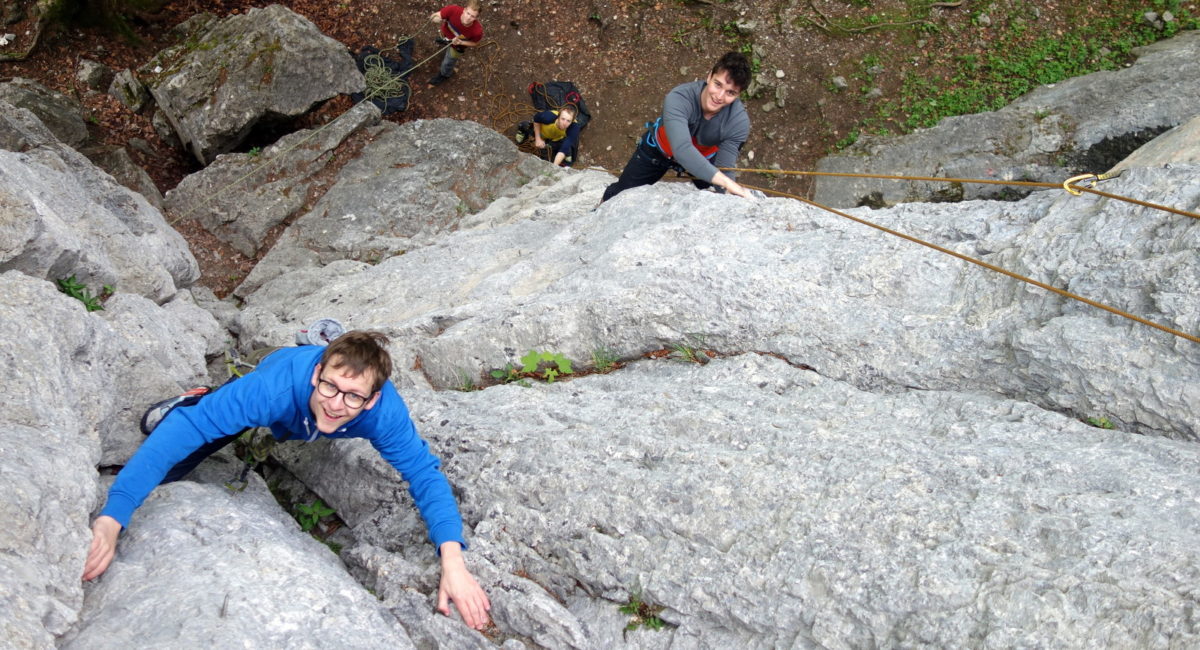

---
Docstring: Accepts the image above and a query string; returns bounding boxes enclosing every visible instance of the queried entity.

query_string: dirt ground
[2,0,1095,295]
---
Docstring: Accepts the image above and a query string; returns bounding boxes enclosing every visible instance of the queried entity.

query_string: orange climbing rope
[718,167,1200,221]
[711,167,1199,345]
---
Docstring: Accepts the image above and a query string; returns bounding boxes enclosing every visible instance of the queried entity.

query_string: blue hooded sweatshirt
[100,345,465,551]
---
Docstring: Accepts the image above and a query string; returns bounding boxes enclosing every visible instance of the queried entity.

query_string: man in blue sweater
[82,330,491,630]
[601,51,753,203]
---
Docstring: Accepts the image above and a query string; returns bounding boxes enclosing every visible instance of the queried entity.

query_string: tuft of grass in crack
[619,594,669,632]
[454,369,478,392]
[590,346,620,373]
[668,335,711,364]
[1085,416,1115,430]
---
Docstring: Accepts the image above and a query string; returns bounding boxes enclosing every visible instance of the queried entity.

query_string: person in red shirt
[427,2,484,87]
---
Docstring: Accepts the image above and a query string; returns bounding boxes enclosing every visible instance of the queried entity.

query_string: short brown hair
[711,51,752,92]
[321,330,393,393]
[559,104,578,119]
[465,0,481,11]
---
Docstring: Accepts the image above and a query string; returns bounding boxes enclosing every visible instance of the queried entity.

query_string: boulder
[140,4,364,165]
[79,143,165,209]
[813,30,1200,208]
[76,59,114,93]
[228,117,550,296]
[0,101,199,303]
[106,69,150,114]
[0,78,88,148]
[163,100,382,257]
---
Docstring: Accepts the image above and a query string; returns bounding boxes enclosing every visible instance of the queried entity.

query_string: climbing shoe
[140,386,211,436]
[427,74,449,87]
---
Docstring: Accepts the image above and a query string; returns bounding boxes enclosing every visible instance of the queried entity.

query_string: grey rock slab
[0,102,199,303]
[813,30,1200,208]
[231,117,550,297]
[346,542,559,649]
[95,291,223,463]
[163,100,381,257]
[61,480,415,649]
[305,353,1200,647]
[234,164,1198,439]
[0,273,127,648]
[0,269,214,647]
[140,4,365,165]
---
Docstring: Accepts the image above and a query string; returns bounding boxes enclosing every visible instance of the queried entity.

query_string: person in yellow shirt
[516,104,581,167]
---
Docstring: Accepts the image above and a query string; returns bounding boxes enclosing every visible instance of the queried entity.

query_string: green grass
[875,4,1198,132]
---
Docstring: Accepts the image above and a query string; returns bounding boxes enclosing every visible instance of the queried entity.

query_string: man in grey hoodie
[602,52,753,203]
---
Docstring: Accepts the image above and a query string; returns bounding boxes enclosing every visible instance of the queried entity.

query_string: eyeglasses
[316,377,371,409]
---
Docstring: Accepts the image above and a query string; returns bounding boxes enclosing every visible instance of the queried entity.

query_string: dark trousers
[601,138,711,203]
[547,140,576,167]
[149,378,248,483]
[161,432,243,482]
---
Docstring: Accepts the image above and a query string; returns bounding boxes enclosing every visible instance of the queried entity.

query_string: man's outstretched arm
[82,515,122,580]
[437,540,491,629]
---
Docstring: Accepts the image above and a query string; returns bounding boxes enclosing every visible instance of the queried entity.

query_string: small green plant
[619,595,667,632]
[454,369,478,392]
[520,349,574,383]
[833,128,860,150]
[668,335,711,364]
[247,146,262,157]
[56,276,110,311]
[489,363,530,387]
[590,346,619,373]
[1085,416,1115,429]
[294,498,335,532]
[322,539,344,554]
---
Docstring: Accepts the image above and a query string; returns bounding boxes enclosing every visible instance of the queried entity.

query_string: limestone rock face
[140,4,364,165]
[812,30,1200,208]
[236,165,1199,440]
[0,102,198,303]
[231,147,1197,645]
[272,354,1200,648]
[4,22,1199,648]
[0,271,217,648]
[78,144,165,209]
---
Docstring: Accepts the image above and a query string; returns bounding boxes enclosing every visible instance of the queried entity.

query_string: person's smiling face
[308,361,379,433]
[700,70,742,117]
